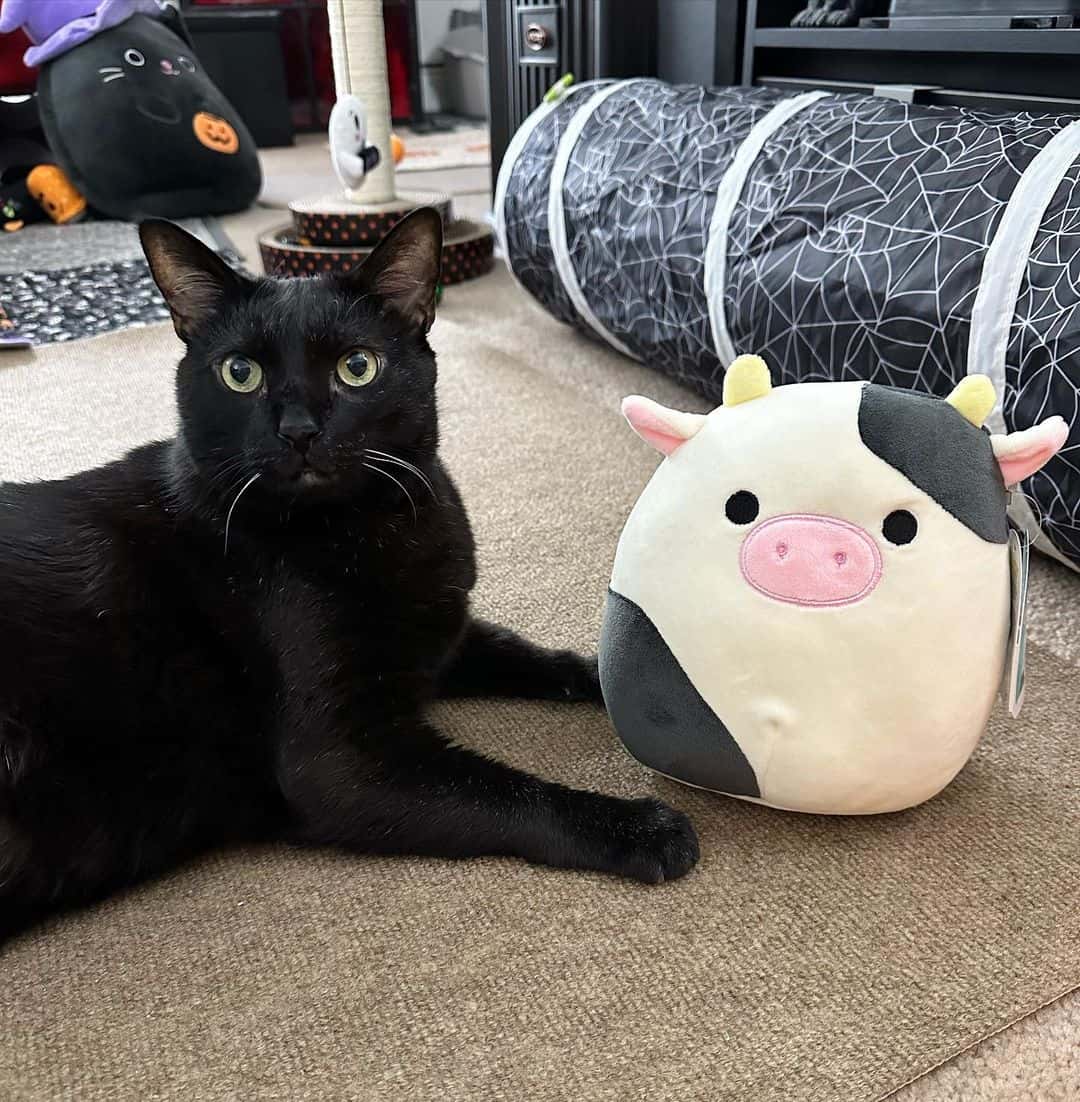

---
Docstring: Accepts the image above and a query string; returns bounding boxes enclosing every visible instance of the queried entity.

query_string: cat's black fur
[0,211,697,938]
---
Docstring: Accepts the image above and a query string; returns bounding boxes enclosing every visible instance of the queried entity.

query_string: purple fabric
[0,0,163,67]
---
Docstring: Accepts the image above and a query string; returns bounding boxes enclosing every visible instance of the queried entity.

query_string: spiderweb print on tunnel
[502,84,1080,567]
[724,96,1072,393]
[722,94,1080,565]
[560,83,785,385]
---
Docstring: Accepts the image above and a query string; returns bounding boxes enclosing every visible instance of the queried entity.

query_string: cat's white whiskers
[102,73,125,83]
[223,473,261,556]
[363,462,418,524]
[364,449,437,500]
[98,66,122,73]
[366,449,435,496]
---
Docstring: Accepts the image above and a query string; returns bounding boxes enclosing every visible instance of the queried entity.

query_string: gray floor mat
[0,218,238,345]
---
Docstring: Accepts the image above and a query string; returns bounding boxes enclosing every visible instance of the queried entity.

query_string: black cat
[0,211,698,937]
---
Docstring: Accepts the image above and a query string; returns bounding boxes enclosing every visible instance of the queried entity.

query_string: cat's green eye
[221,354,263,394]
[336,349,380,388]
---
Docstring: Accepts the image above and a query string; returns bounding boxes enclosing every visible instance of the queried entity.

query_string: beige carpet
[0,268,1078,1101]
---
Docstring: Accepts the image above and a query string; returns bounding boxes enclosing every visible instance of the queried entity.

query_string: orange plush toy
[26,164,86,224]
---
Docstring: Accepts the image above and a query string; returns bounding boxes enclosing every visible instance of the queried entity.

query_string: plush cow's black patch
[858,384,1008,544]
[599,589,759,798]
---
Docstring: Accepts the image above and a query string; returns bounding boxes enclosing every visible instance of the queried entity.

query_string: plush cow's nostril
[834,551,847,566]
[775,542,788,559]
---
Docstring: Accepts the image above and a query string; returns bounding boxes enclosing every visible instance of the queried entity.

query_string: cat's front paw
[562,652,603,704]
[606,798,700,884]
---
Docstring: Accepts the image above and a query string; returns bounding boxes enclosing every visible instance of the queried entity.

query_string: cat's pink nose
[739,514,882,607]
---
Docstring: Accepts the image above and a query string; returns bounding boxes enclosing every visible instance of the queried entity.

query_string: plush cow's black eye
[725,491,759,525]
[883,510,918,545]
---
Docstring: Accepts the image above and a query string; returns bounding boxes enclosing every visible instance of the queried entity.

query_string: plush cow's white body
[600,359,1066,815]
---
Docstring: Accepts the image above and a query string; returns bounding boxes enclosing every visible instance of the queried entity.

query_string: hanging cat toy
[328,94,382,191]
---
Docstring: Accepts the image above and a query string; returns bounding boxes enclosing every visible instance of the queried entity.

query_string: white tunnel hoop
[493,79,602,295]
[546,79,649,361]
[967,118,1080,570]
[705,90,830,369]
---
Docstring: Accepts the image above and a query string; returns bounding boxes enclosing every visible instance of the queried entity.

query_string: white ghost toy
[329,94,382,191]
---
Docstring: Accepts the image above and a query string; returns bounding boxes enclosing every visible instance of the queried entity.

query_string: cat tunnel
[496,79,1080,571]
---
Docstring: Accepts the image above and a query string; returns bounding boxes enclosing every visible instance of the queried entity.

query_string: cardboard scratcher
[261,198,494,284]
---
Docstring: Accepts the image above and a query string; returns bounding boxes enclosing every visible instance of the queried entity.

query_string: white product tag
[1003,520,1030,718]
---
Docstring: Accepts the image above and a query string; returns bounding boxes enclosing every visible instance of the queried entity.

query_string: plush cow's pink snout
[739,514,882,607]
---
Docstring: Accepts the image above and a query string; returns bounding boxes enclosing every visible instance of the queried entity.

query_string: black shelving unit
[742,0,1080,110]
[752,26,1080,52]
[485,0,657,182]
[183,6,294,147]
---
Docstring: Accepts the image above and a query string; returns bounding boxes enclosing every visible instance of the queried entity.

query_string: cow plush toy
[599,356,1067,815]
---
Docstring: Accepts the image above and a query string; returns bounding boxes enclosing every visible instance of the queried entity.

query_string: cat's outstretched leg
[277,708,698,884]
[438,619,601,703]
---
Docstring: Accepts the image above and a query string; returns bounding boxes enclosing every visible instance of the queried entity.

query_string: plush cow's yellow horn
[723,354,772,407]
[945,374,996,427]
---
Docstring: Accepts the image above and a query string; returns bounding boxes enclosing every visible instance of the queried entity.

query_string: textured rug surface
[0,219,227,345]
[0,268,1078,1101]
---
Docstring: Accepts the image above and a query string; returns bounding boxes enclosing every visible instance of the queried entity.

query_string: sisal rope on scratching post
[327,0,396,204]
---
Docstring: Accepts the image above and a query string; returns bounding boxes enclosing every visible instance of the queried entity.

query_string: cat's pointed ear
[351,207,442,332]
[139,219,248,342]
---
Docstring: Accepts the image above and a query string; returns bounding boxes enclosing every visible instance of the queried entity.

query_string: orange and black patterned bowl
[260,219,495,284]
[288,194,453,247]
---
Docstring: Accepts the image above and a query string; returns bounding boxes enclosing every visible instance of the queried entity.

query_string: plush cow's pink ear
[990,416,1068,486]
[621,396,707,456]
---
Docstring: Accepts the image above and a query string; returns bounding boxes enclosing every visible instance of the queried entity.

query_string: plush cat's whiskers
[223,473,261,556]
[364,449,437,501]
[99,67,124,83]
[363,462,418,523]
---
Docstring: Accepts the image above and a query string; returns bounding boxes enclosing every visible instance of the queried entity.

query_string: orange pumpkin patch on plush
[192,111,239,155]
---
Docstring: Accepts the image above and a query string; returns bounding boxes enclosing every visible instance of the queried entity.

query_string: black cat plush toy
[1,1,260,218]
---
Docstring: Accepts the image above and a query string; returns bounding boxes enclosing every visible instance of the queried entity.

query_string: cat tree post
[259,0,494,282]
[326,0,396,204]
